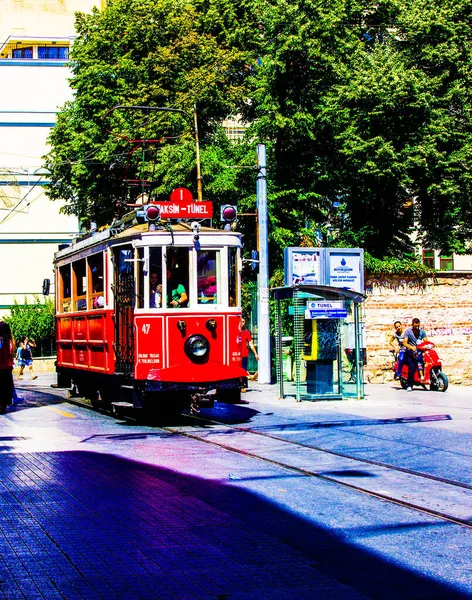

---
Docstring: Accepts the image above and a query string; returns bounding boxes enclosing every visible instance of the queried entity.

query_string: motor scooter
[393,341,448,391]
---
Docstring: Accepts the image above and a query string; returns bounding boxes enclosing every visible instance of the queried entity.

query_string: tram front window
[149,248,163,308]
[197,250,219,304]
[166,248,189,308]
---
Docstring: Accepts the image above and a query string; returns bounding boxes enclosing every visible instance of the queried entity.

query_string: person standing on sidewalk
[0,321,15,414]
[240,317,259,392]
[18,336,38,380]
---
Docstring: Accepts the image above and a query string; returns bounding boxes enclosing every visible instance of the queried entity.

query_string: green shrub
[5,296,55,357]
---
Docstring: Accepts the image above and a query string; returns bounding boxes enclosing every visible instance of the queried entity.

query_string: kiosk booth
[273,284,366,401]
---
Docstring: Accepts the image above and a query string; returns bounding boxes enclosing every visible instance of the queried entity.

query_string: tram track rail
[185,412,472,491]
[65,394,472,529]
[162,413,472,530]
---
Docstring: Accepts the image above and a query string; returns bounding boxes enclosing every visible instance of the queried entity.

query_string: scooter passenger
[389,321,406,380]
[403,318,429,391]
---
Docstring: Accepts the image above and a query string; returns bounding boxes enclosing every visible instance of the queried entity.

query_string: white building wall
[0,0,99,316]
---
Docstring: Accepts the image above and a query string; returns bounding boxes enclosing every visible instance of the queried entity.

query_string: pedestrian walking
[18,336,38,380]
[0,321,15,414]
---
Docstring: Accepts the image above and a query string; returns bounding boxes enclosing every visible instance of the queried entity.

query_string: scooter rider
[403,318,429,391]
[389,321,406,380]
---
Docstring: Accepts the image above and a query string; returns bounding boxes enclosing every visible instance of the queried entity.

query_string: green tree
[44,0,472,264]
[5,297,55,356]
[44,0,262,226]
[249,0,472,258]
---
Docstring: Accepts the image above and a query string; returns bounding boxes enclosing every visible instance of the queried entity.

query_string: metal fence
[33,339,56,358]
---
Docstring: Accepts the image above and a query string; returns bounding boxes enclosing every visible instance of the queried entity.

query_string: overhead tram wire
[0,174,46,226]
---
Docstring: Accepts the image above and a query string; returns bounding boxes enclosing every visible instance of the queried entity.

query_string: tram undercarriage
[57,368,244,415]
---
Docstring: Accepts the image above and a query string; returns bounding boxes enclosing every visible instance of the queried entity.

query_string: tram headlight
[184,334,210,363]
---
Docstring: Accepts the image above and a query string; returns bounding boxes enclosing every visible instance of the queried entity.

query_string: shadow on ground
[0,450,468,600]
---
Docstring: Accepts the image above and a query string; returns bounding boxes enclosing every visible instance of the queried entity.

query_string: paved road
[0,376,470,599]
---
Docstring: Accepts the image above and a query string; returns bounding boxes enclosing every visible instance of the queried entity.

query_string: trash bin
[282,336,293,381]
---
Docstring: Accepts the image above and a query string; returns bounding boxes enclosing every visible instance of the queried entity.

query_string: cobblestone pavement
[0,376,470,599]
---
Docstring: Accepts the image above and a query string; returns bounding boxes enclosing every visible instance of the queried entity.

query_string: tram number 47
[141,323,151,334]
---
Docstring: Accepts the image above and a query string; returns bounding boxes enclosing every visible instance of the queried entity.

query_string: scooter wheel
[400,379,407,390]
[431,372,448,392]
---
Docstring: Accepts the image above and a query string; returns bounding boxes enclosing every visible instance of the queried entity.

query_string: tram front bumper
[144,377,244,394]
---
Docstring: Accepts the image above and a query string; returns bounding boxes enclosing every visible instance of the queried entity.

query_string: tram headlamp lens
[184,335,210,362]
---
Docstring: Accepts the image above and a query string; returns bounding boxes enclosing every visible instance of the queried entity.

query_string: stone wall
[32,358,56,373]
[364,273,472,385]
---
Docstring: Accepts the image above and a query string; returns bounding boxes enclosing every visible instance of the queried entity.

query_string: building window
[38,46,69,60]
[422,250,434,269]
[12,47,33,58]
[439,254,454,271]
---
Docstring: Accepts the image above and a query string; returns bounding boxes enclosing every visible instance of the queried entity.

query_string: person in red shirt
[240,317,259,384]
[0,321,15,414]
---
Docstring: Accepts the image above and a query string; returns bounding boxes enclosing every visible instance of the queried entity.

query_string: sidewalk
[245,379,472,410]
[15,372,472,414]
[3,374,471,599]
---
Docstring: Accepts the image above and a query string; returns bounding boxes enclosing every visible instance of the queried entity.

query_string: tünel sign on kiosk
[305,300,348,320]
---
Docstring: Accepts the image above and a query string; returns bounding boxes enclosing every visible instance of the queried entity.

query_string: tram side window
[73,259,87,311]
[88,253,104,309]
[197,250,219,304]
[228,247,239,307]
[137,248,145,309]
[166,248,189,308]
[149,247,163,308]
[59,265,71,313]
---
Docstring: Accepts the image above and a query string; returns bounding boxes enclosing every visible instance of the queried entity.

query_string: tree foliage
[246,0,472,259]
[5,297,55,353]
[44,0,472,264]
[45,0,262,225]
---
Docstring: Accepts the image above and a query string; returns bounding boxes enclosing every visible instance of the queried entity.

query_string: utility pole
[256,144,271,384]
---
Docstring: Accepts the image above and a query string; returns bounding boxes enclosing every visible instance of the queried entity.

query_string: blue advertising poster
[284,248,323,286]
[284,247,364,293]
[326,249,364,293]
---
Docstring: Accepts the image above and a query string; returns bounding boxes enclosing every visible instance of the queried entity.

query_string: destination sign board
[141,201,213,219]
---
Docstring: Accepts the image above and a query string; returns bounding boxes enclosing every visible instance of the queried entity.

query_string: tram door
[114,247,135,375]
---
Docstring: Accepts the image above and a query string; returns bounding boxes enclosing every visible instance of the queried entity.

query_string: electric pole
[256,144,270,384]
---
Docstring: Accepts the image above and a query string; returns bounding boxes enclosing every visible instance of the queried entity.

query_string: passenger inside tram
[167,268,188,307]
[149,272,162,308]
[197,251,218,304]
[198,275,217,304]
[166,249,188,308]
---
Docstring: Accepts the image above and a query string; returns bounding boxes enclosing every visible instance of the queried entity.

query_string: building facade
[0,0,100,316]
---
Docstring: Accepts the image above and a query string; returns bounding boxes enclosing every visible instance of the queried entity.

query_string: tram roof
[54,220,241,261]
[114,221,222,238]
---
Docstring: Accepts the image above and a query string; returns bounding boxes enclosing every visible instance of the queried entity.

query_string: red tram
[53,204,247,414]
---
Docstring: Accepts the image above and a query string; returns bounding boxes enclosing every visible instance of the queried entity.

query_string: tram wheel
[98,385,117,407]
[76,381,101,406]
[90,392,101,408]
